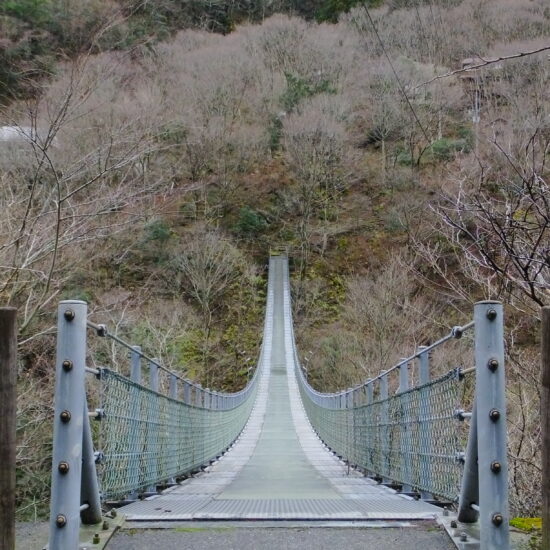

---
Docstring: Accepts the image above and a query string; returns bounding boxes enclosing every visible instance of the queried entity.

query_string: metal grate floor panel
[118,258,445,524]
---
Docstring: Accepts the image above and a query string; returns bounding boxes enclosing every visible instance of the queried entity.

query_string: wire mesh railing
[48,254,510,550]
[97,366,259,500]
[292,320,473,502]
[282,258,510,548]
[86,316,263,500]
[48,263,274,549]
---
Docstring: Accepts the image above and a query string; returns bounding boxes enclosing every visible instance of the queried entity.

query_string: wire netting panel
[98,369,256,500]
[300,369,464,502]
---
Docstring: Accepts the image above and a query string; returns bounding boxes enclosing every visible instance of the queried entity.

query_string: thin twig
[415,45,550,89]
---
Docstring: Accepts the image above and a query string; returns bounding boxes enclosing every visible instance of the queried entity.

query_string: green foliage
[1,0,51,25]
[145,219,171,244]
[508,519,542,550]
[428,137,471,162]
[234,206,268,238]
[157,122,187,144]
[382,207,406,233]
[316,0,383,23]
[61,288,93,303]
[281,72,336,113]
[396,149,413,166]
[174,329,207,378]
[268,115,283,152]
[456,125,474,143]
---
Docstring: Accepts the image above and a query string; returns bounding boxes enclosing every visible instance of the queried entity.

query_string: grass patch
[510,518,542,532]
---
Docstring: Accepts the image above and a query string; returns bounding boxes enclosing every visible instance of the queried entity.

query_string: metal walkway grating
[118,257,445,523]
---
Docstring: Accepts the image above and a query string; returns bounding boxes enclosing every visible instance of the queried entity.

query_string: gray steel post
[417,346,432,500]
[131,346,141,384]
[128,346,141,500]
[168,375,178,484]
[149,360,159,392]
[195,384,203,407]
[347,390,354,466]
[146,360,159,493]
[48,300,87,550]
[379,372,391,482]
[458,402,479,523]
[365,380,374,475]
[398,362,412,492]
[183,381,191,404]
[366,380,374,404]
[80,400,102,525]
[474,301,510,549]
[398,361,409,393]
[418,346,430,385]
[169,375,178,399]
[205,389,211,409]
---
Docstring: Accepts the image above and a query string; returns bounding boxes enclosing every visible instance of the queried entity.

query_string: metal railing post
[418,346,430,384]
[146,360,159,494]
[458,402,479,523]
[195,384,203,407]
[398,361,412,492]
[48,301,87,550]
[347,390,354,465]
[168,375,178,484]
[366,380,373,404]
[365,380,374,476]
[417,346,432,499]
[379,372,391,482]
[131,346,142,383]
[149,360,159,392]
[127,346,142,500]
[183,380,191,404]
[474,301,510,549]
[169,375,178,399]
[80,400,102,525]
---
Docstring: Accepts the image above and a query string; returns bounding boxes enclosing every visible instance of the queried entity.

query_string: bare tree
[173,230,242,333]
[0,50,161,336]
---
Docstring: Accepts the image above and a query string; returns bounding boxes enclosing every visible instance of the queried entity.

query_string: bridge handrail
[283,259,510,549]
[47,262,274,549]
[294,320,475,405]
[86,318,259,404]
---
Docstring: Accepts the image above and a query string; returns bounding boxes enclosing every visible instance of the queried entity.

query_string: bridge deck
[118,257,443,521]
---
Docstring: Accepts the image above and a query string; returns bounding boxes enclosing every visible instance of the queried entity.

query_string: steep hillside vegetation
[0,0,383,102]
[1,0,548,519]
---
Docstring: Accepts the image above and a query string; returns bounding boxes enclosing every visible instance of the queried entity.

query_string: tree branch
[415,45,550,89]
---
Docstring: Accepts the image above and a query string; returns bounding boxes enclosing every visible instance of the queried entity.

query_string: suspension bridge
[45,255,510,550]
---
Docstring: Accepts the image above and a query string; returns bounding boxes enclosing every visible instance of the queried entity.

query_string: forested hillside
[0,0,382,102]
[1,0,548,524]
